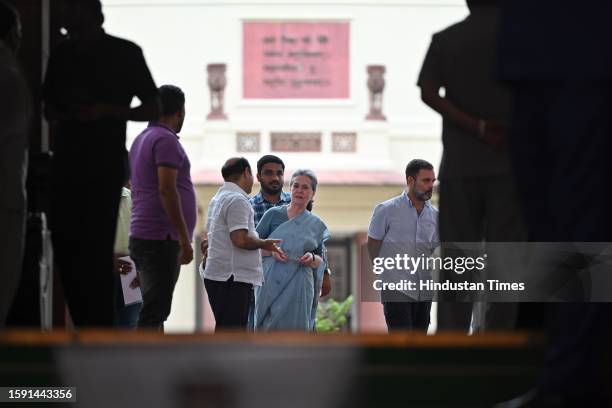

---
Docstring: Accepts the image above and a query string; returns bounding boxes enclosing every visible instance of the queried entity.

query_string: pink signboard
[243,21,350,99]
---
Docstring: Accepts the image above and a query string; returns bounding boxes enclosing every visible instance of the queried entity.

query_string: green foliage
[316,295,353,332]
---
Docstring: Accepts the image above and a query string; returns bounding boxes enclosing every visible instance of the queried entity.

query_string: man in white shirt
[202,157,283,330]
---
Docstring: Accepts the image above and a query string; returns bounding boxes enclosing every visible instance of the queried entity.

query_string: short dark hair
[65,0,104,26]
[221,157,251,182]
[159,85,185,116]
[257,155,285,174]
[0,1,19,41]
[405,159,434,180]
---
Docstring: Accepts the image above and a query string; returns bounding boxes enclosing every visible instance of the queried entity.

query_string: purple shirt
[129,122,197,241]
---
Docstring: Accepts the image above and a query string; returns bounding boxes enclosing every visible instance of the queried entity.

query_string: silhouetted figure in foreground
[418,0,526,332]
[42,0,159,327]
[495,1,612,406]
[0,0,31,330]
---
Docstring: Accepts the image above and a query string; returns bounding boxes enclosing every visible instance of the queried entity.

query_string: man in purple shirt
[129,85,196,330]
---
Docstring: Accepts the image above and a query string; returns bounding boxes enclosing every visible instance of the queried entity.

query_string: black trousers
[383,294,431,332]
[437,177,527,332]
[204,276,253,330]
[129,237,180,331]
[51,156,124,328]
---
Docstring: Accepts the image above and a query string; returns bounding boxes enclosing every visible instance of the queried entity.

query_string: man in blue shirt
[367,159,439,332]
[249,155,291,227]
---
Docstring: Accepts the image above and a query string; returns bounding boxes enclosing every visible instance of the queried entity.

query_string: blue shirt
[249,191,292,227]
[368,191,439,300]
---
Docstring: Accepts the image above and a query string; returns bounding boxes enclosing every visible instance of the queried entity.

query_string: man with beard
[367,159,439,331]
[249,155,292,227]
[129,85,196,331]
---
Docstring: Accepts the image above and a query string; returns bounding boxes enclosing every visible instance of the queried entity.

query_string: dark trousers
[204,276,253,330]
[129,237,180,331]
[437,177,527,332]
[51,157,124,327]
[383,297,432,332]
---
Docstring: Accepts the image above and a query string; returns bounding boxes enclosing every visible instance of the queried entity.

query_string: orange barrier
[0,330,543,348]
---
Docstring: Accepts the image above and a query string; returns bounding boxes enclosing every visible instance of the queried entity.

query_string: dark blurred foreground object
[0,332,543,408]
[0,0,31,330]
[42,0,159,327]
[417,0,526,333]
[495,0,612,406]
[6,152,54,329]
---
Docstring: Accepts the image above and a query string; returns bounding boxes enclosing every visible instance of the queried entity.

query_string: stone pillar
[366,65,386,121]
[206,63,227,120]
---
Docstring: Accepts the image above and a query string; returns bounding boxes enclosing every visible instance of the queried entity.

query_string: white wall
[102,0,468,173]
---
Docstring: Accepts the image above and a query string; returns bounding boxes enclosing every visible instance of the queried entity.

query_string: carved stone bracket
[207,63,228,120]
[366,65,386,121]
